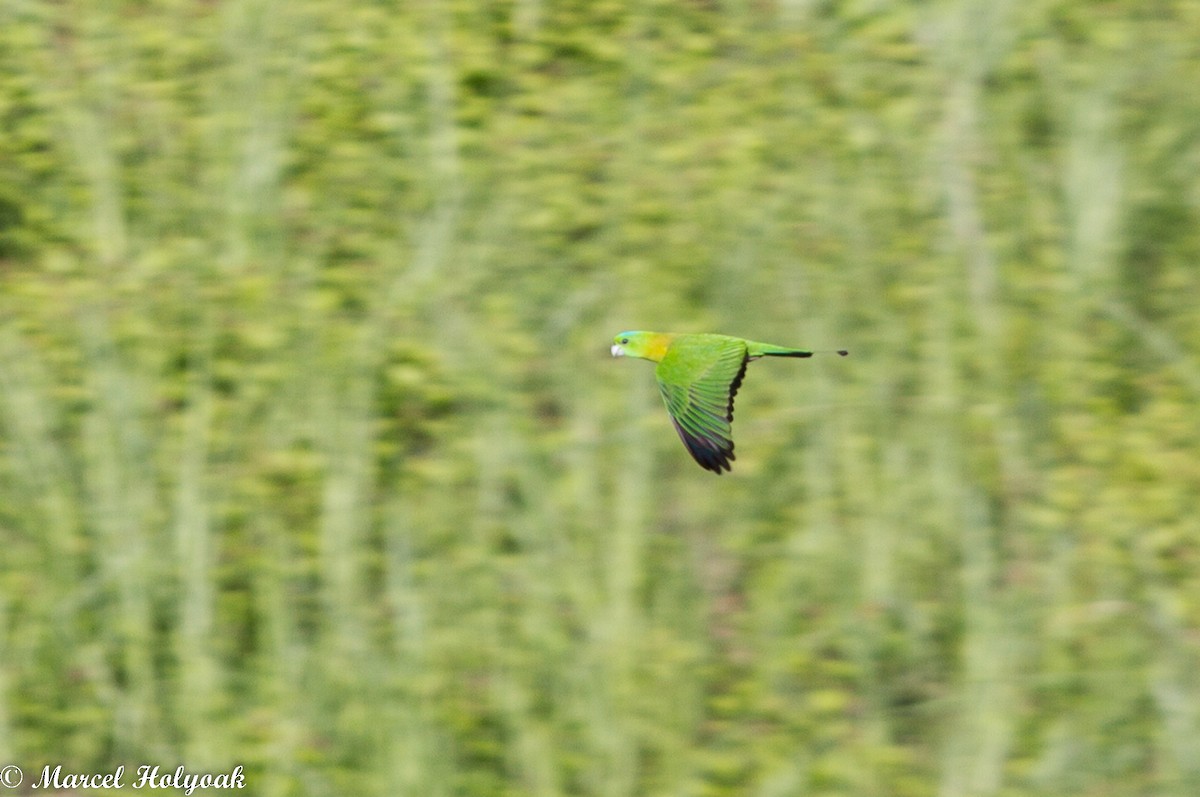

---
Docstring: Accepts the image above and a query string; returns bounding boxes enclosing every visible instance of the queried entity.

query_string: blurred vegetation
[2,0,1200,795]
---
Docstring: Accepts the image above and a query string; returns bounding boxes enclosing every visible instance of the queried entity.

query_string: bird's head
[611,331,671,362]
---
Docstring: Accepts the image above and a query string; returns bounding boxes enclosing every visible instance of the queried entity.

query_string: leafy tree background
[2,1,1199,795]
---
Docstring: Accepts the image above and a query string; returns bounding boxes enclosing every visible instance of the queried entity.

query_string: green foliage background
[2,1,1200,795]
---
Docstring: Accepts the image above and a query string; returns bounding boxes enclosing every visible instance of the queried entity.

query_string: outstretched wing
[655,336,749,473]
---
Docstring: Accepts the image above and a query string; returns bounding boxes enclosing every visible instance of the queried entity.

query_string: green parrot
[611,331,847,473]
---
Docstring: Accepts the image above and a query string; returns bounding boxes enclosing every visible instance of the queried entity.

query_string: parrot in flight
[611,331,847,474]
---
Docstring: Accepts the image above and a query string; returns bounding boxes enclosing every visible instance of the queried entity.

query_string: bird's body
[611,331,846,473]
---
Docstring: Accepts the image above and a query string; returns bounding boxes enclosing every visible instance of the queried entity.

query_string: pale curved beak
[611,344,624,357]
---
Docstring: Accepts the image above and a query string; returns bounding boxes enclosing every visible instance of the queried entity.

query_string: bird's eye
[620,337,629,344]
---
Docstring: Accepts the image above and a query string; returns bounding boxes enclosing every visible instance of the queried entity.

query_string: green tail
[762,348,814,358]
[747,340,849,358]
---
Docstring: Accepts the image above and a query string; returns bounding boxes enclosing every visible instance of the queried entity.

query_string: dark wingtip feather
[693,440,735,474]
[672,422,735,473]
